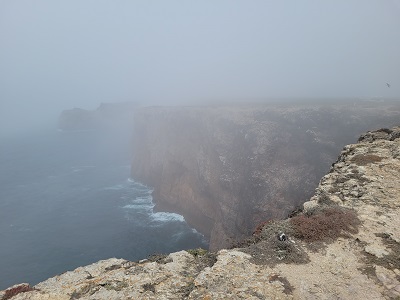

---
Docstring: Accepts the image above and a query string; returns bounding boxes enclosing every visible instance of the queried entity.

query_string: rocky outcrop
[58,102,137,131]
[131,102,400,250]
[3,126,400,299]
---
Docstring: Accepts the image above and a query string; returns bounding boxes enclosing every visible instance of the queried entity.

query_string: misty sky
[1,1,400,135]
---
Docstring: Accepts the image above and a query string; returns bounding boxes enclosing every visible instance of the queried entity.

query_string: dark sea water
[0,129,207,289]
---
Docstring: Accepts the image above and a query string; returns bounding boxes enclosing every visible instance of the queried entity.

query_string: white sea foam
[127,178,145,185]
[132,196,152,203]
[171,231,184,240]
[191,228,207,243]
[72,166,95,168]
[150,212,186,223]
[123,204,153,211]
[111,178,186,226]
[191,228,201,235]
[103,184,125,190]
[71,166,95,173]
[58,129,95,133]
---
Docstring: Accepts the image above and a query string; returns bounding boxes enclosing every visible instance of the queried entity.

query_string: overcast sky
[1,1,400,134]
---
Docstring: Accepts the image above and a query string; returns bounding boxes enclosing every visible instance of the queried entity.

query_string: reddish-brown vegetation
[253,219,276,236]
[290,207,360,242]
[3,284,35,300]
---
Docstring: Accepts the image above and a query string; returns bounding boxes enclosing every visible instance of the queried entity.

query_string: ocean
[0,128,207,289]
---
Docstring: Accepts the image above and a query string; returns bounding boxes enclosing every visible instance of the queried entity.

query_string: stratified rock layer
[131,103,400,249]
[3,126,399,299]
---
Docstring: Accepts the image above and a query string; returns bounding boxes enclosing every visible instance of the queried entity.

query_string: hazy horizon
[1,1,400,135]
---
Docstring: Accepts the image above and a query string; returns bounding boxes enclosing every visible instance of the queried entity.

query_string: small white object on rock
[278,233,287,241]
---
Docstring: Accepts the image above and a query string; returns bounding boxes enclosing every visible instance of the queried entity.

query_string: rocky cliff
[2,126,399,299]
[130,102,400,250]
[58,102,137,131]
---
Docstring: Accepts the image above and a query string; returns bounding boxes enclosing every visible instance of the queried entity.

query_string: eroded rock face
[2,126,400,299]
[131,103,400,250]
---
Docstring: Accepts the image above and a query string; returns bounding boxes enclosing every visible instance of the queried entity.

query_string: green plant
[186,248,208,257]
[186,248,217,271]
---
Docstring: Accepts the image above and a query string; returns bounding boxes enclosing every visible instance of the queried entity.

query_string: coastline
[152,196,213,244]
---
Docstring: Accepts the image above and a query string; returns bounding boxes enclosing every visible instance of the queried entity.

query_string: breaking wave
[150,212,186,224]
[111,179,187,227]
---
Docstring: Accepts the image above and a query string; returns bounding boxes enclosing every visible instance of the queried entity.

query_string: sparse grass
[186,248,217,271]
[101,281,128,291]
[258,220,293,240]
[142,282,155,293]
[240,219,310,266]
[147,253,172,264]
[186,248,208,257]
[316,192,337,206]
[70,284,99,299]
[105,264,122,271]
[290,207,360,242]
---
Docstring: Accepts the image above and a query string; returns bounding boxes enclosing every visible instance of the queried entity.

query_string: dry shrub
[3,284,35,300]
[142,283,155,293]
[287,206,303,218]
[253,219,276,236]
[376,128,393,134]
[147,253,172,264]
[186,248,218,270]
[290,207,360,242]
[351,154,382,166]
[186,248,208,257]
[241,219,310,266]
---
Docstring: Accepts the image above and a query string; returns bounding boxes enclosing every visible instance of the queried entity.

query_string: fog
[1,0,400,136]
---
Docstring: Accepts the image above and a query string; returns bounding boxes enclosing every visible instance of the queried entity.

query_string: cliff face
[3,126,400,299]
[131,103,400,250]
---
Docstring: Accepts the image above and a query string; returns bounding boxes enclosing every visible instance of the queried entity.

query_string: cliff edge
[130,103,400,250]
[2,126,399,299]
